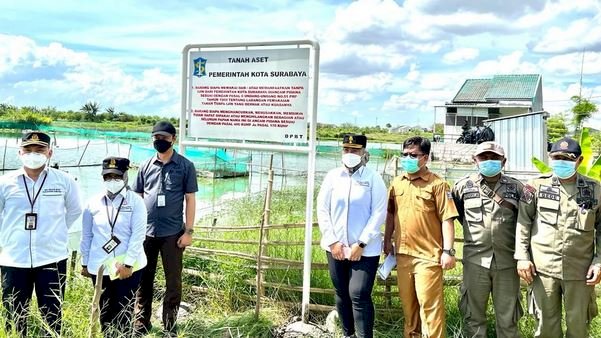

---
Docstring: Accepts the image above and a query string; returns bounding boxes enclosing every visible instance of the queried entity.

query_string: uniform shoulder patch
[521,184,536,204]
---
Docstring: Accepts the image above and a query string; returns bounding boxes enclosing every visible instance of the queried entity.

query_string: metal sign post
[179,40,319,322]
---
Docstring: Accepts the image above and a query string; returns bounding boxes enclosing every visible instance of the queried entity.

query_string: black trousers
[1,259,67,337]
[91,270,142,338]
[135,232,183,333]
[327,252,379,338]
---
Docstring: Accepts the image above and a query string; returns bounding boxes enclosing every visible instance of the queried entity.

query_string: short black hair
[403,136,431,155]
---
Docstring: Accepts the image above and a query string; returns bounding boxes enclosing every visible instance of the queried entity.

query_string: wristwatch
[358,241,367,248]
[185,228,194,235]
[443,248,456,256]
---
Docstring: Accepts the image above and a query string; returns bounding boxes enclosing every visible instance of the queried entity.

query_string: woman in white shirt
[317,134,387,338]
[80,156,147,337]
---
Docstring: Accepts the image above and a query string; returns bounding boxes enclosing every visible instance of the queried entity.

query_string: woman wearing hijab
[80,156,147,337]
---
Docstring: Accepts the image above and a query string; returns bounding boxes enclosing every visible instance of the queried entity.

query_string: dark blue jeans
[327,252,379,338]
[1,259,67,337]
[91,270,142,338]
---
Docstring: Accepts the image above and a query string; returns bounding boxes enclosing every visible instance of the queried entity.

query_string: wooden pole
[385,156,399,307]
[280,152,285,189]
[77,140,91,166]
[255,154,274,319]
[68,250,78,288]
[88,265,105,338]
[2,139,7,172]
[248,151,253,197]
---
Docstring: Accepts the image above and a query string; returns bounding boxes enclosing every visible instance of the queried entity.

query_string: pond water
[0,133,395,219]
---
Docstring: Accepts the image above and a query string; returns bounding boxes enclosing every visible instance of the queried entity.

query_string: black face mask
[153,139,172,153]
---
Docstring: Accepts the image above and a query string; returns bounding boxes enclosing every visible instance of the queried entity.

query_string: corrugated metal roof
[486,74,540,100]
[452,74,541,103]
[452,79,490,102]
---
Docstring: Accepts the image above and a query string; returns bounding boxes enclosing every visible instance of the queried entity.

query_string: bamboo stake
[77,140,91,166]
[255,154,274,319]
[2,139,7,172]
[385,155,400,308]
[88,265,105,338]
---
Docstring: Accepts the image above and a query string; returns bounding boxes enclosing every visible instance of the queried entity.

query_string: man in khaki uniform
[452,142,523,338]
[515,137,601,338]
[384,136,458,338]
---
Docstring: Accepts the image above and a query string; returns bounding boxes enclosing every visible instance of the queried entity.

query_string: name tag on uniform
[25,213,37,230]
[102,236,121,254]
[157,194,166,207]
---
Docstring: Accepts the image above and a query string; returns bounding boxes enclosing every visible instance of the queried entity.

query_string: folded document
[377,253,397,280]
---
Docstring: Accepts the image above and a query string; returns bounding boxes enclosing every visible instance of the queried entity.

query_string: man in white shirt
[317,134,387,338]
[0,131,82,337]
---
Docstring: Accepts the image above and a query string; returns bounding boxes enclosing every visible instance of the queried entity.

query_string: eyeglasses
[401,153,425,159]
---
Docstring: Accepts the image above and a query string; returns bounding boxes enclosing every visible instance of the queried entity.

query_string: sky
[1,0,601,128]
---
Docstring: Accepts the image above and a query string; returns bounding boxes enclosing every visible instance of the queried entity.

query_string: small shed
[441,74,543,142]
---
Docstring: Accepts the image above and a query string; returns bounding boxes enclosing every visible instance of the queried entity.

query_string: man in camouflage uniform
[452,142,523,338]
[515,137,601,338]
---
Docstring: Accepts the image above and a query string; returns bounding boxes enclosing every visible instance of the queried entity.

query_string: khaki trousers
[396,254,446,338]
[459,261,522,338]
[531,273,597,338]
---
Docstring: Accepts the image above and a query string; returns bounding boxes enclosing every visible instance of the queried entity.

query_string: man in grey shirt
[133,121,198,336]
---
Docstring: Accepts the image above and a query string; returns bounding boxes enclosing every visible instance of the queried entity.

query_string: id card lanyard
[22,172,48,231]
[157,166,167,208]
[102,195,125,255]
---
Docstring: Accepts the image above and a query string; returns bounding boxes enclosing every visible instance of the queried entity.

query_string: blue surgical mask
[401,157,420,174]
[550,160,576,179]
[478,160,502,177]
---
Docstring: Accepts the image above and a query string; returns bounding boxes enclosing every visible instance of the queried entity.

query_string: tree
[547,114,568,142]
[571,95,598,134]
[385,123,392,128]
[81,101,100,121]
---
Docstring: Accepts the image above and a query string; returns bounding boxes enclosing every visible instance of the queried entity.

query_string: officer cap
[549,137,581,159]
[102,157,130,176]
[21,131,50,147]
[152,121,176,137]
[474,141,505,157]
[342,134,367,149]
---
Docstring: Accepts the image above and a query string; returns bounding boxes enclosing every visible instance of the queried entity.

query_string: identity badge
[102,236,121,254]
[157,194,166,207]
[24,213,37,230]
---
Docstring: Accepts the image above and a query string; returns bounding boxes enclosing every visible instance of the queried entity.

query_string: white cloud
[442,47,479,64]
[383,89,455,112]
[539,52,601,76]
[1,34,178,115]
[471,51,539,77]
[531,16,601,53]
[405,63,419,81]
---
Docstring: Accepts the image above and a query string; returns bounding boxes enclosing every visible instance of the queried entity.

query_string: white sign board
[188,48,310,142]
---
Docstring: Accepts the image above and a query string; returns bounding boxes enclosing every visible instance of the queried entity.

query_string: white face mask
[342,153,362,168]
[104,179,125,194]
[20,152,48,169]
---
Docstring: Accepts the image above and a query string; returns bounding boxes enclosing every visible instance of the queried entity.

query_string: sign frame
[180,40,319,321]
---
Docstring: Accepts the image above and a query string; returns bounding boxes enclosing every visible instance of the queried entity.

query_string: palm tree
[81,102,100,121]
[105,106,116,120]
